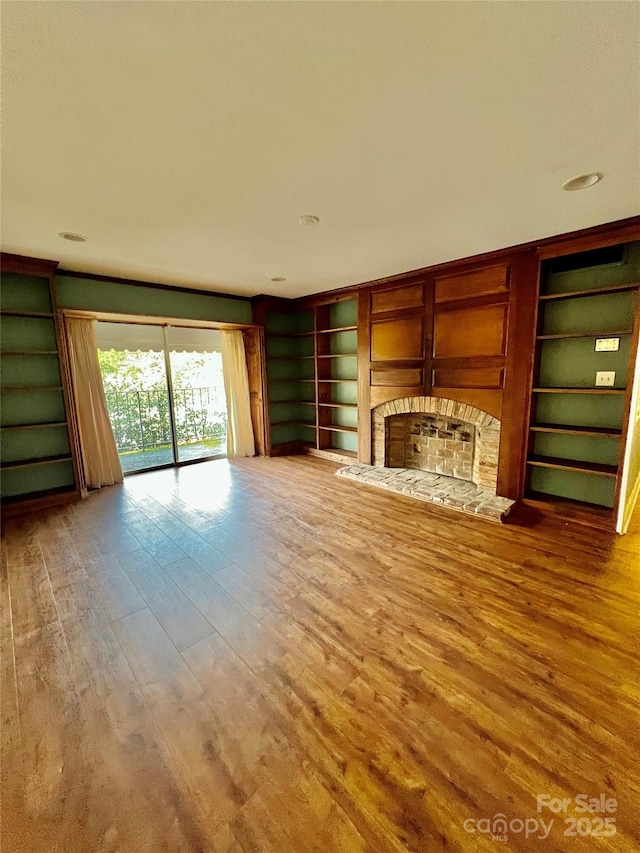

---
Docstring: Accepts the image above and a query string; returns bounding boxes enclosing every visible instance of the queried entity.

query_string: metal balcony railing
[104,386,226,453]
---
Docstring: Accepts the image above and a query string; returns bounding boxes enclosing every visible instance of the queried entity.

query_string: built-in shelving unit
[525,241,640,513]
[314,299,358,460]
[263,305,317,451]
[0,257,82,505]
[261,297,358,461]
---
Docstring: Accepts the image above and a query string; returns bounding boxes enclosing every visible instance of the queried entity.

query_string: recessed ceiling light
[59,231,87,242]
[270,277,287,282]
[298,214,320,226]
[562,173,603,191]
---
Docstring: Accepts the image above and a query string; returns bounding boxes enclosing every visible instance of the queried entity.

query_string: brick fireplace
[386,414,475,482]
[373,396,500,491]
[338,396,513,520]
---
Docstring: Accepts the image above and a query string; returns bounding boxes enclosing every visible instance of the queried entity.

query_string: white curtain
[65,317,123,488]
[220,330,255,458]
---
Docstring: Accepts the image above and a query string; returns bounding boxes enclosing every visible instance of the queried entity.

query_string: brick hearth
[336,464,514,521]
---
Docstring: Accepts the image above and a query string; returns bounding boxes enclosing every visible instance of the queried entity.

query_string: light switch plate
[595,338,620,352]
[595,371,616,387]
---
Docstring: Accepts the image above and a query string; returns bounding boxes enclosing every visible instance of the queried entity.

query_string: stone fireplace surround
[337,396,514,521]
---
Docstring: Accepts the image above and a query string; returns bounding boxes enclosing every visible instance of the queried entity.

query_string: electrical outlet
[595,371,616,387]
[595,338,620,352]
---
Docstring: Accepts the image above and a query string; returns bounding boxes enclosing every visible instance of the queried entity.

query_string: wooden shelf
[539,281,639,301]
[0,421,67,432]
[269,397,316,405]
[536,329,633,341]
[526,455,618,478]
[267,355,315,361]
[317,378,357,384]
[317,353,357,359]
[532,387,626,395]
[305,446,358,462]
[318,402,357,409]
[0,349,58,355]
[524,490,614,518]
[1,454,72,471]
[318,425,358,434]
[530,423,622,438]
[316,326,357,334]
[271,420,316,428]
[0,309,54,318]
[0,385,63,393]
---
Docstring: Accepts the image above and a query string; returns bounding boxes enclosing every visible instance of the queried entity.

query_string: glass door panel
[165,327,227,463]
[97,323,174,473]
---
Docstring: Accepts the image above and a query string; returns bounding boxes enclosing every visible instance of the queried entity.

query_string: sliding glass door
[96,322,226,473]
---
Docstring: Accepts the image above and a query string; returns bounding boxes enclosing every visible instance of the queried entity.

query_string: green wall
[55,274,252,324]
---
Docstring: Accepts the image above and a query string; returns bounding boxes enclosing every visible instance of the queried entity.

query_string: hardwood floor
[2,455,639,852]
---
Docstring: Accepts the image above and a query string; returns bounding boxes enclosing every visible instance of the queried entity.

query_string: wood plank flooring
[2,455,639,852]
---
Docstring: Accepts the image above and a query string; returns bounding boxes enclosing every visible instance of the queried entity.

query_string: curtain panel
[220,330,255,458]
[64,317,123,489]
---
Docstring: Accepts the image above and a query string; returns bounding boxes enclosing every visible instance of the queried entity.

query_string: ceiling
[2,2,638,299]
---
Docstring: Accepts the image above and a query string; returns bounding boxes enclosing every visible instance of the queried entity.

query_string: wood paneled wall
[357,251,538,498]
[431,263,510,419]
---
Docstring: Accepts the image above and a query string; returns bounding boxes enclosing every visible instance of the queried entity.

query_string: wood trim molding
[60,308,258,331]
[496,249,540,499]
[1,252,59,275]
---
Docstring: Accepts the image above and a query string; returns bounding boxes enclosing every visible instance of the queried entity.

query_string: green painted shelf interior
[323,299,357,329]
[0,315,58,351]
[0,352,63,388]
[541,242,640,295]
[1,388,68,428]
[541,291,635,337]
[0,273,75,499]
[538,335,631,389]
[1,273,53,314]
[264,298,358,456]
[528,240,639,508]
[265,308,316,446]
[534,393,626,430]
[532,433,620,467]
[316,301,358,455]
[1,459,76,499]
[2,424,71,464]
[529,468,617,508]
